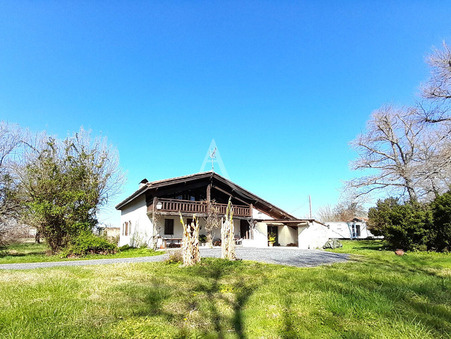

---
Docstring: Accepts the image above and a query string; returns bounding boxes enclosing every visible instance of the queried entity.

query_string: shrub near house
[368,191,451,251]
[63,232,117,257]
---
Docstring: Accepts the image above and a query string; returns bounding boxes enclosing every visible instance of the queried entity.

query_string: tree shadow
[114,258,263,338]
[109,253,450,338]
[280,295,296,339]
[190,259,264,338]
[312,260,451,337]
[231,274,263,338]
[0,251,27,258]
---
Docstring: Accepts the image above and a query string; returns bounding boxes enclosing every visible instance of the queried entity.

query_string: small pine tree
[368,198,432,251]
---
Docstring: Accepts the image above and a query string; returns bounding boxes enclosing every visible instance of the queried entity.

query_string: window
[164,219,174,235]
[123,222,128,236]
[128,221,132,235]
[356,225,361,237]
[240,220,251,239]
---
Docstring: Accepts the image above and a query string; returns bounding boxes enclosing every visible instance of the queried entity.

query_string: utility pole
[309,195,312,219]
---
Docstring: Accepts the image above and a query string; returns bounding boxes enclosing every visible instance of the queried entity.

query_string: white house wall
[119,195,154,247]
[252,209,273,220]
[119,197,330,249]
[327,222,351,239]
[242,221,268,248]
[297,222,329,249]
[157,216,240,241]
[278,225,298,246]
[243,221,328,249]
[326,221,378,239]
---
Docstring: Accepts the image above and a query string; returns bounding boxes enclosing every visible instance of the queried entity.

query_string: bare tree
[423,42,451,102]
[0,122,25,245]
[0,122,23,169]
[316,204,335,222]
[415,121,451,199]
[333,201,366,221]
[421,42,451,123]
[316,194,367,223]
[348,105,450,202]
[17,128,124,252]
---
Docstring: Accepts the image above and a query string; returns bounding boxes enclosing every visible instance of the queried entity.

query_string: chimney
[139,178,148,189]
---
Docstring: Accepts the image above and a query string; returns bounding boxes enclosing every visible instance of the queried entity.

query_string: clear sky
[1,1,450,225]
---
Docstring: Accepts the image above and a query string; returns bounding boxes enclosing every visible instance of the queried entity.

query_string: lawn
[0,241,449,338]
[0,242,162,264]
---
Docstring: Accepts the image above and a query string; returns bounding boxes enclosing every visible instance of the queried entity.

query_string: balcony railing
[148,198,251,217]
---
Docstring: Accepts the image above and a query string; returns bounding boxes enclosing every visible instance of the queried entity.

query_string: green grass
[330,240,451,270]
[0,242,162,264]
[0,241,449,338]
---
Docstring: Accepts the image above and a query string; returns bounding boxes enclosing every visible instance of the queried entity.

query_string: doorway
[267,225,278,244]
[240,220,250,239]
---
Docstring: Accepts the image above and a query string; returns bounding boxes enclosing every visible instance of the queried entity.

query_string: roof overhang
[115,172,296,220]
[255,218,326,226]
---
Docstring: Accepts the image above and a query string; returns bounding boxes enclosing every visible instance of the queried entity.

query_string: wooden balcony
[148,198,252,217]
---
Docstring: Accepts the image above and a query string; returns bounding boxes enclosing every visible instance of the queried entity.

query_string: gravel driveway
[0,255,167,270]
[0,247,348,270]
[199,247,349,267]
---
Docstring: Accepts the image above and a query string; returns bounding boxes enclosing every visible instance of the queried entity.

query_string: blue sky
[1,1,450,225]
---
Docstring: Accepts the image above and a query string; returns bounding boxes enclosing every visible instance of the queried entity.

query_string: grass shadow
[114,258,263,338]
[314,257,451,337]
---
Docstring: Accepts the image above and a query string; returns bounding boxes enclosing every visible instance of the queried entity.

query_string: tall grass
[0,241,449,338]
[0,242,161,264]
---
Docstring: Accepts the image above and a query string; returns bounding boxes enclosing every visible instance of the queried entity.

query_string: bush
[368,198,433,251]
[368,193,451,252]
[119,244,133,251]
[431,191,451,251]
[63,232,117,257]
[165,250,183,264]
[199,234,207,244]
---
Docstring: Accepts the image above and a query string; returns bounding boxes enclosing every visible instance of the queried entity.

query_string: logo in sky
[199,139,230,179]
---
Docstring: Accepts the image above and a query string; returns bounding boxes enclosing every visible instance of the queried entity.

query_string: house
[115,172,329,249]
[326,218,379,239]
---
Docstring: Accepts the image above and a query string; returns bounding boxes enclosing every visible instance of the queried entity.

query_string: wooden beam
[150,180,209,198]
[151,211,208,218]
[206,184,211,214]
[150,173,211,189]
[211,185,250,205]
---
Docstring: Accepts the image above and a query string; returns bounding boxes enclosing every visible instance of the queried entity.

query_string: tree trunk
[180,214,200,266]
[221,199,236,260]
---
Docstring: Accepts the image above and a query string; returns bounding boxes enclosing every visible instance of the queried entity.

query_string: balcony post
[206,184,211,214]
[249,203,253,217]
[151,196,158,249]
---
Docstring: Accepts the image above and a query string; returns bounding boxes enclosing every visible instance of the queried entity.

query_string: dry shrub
[165,250,183,264]
[0,222,33,247]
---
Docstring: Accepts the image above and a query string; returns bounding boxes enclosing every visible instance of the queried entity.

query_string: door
[240,220,250,239]
[267,225,278,244]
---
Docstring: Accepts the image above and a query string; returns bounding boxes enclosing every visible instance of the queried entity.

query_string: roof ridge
[146,171,214,186]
